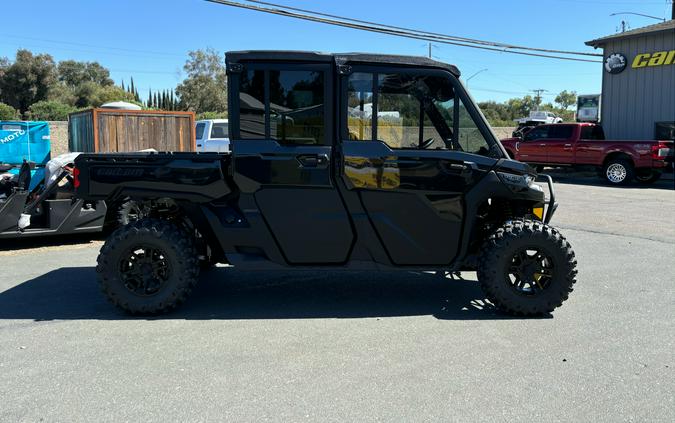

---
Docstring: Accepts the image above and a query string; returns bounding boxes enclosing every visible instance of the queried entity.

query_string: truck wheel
[477,220,577,316]
[635,170,661,184]
[603,159,634,185]
[96,218,200,314]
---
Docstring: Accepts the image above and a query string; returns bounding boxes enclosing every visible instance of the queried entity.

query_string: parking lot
[1,176,674,422]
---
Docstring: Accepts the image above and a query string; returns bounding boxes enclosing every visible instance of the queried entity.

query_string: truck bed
[74,152,232,202]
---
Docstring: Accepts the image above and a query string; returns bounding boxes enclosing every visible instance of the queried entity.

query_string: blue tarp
[0,121,51,191]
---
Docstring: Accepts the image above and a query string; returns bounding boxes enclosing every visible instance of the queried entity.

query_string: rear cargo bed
[74,152,232,202]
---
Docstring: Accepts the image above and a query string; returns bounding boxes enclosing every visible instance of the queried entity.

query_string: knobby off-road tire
[96,218,200,315]
[603,158,634,186]
[117,199,147,226]
[477,219,577,316]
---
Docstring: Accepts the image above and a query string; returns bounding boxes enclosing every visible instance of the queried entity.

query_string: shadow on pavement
[0,266,543,321]
[0,233,104,252]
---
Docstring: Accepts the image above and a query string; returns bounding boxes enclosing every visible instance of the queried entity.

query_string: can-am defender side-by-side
[74,51,578,316]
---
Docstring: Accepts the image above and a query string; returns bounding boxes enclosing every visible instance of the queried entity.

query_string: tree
[0,49,57,112]
[71,82,134,108]
[57,60,113,88]
[147,88,153,108]
[176,48,227,114]
[0,102,18,120]
[26,100,76,121]
[555,90,577,110]
[94,85,136,106]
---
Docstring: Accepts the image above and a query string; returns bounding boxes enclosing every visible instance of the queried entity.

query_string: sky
[0,0,672,104]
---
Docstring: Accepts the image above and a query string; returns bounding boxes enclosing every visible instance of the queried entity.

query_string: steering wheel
[420,138,435,149]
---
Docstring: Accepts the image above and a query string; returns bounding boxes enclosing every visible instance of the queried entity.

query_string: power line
[204,0,602,63]
[243,0,602,58]
[0,33,185,58]
[471,86,556,97]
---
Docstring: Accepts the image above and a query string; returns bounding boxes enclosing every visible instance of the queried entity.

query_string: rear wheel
[477,219,577,316]
[117,199,148,226]
[635,169,661,184]
[603,158,634,185]
[96,218,200,314]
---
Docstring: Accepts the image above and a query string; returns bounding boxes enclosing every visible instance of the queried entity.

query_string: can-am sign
[606,50,675,74]
[632,50,675,68]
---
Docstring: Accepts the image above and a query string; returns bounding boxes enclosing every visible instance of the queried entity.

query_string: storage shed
[68,109,195,153]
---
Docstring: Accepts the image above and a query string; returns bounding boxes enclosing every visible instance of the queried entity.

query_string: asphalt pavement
[0,176,673,422]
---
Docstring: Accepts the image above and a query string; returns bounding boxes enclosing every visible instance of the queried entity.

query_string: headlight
[498,171,530,186]
[497,171,541,192]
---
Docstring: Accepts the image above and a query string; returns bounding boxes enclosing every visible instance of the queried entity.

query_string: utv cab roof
[225,50,461,77]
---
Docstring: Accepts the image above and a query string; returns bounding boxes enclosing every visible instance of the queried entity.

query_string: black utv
[74,51,577,316]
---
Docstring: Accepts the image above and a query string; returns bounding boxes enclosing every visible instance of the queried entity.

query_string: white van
[195,119,229,152]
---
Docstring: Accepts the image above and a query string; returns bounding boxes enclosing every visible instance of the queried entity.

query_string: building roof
[225,50,461,77]
[585,19,675,47]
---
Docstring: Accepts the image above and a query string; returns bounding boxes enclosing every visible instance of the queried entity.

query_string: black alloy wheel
[506,247,554,295]
[119,245,171,296]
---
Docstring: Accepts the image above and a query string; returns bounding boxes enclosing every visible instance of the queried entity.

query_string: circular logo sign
[604,53,627,74]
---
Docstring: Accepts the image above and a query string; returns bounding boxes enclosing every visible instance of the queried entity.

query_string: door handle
[446,163,468,171]
[297,154,328,168]
[539,144,546,147]
[563,143,572,150]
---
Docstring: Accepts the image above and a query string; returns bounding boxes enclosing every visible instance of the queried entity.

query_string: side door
[229,63,354,264]
[576,125,605,165]
[195,121,207,151]
[545,124,576,164]
[518,125,550,163]
[338,68,500,266]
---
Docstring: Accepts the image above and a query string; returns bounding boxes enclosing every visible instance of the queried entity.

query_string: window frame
[524,125,550,141]
[209,122,229,139]
[340,65,499,154]
[580,124,605,141]
[229,62,333,146]
[549,125,574,140]
[195,122,206,141]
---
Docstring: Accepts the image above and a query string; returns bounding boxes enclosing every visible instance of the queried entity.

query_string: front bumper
[536,174,557,224]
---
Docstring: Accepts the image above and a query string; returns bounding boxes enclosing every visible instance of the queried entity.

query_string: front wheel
[603,158,634,185]
[96,218,200,314]
[477,220,577,316]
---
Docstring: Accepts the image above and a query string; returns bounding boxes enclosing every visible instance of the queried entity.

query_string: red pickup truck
[501,123,673,185]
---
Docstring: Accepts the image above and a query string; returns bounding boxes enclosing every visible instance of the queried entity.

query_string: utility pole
[531,89,547,110]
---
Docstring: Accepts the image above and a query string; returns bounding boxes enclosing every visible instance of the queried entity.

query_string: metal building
[585,20,675,141]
